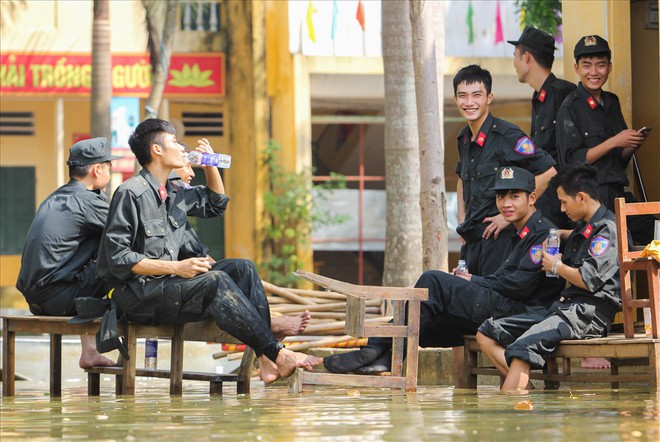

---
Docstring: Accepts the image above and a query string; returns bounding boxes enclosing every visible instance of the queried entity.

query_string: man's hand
[614,129,645,150]
[482,213,511,239]
[541,250,562,273]
[451,269,472,282]
[175,257,212,278]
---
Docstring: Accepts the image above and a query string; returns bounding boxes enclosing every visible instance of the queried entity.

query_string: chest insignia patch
[538,89,546,102]
[529,244,543,264]
[589,235,609,257]
[476,132,486,146]
[514,137,535,155]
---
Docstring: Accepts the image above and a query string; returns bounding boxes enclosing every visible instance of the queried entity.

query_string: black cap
[507,26,555,55]
[574,35,611,60]
[66,137,123,166]
[68,297,110,324]
[489,167,536,193]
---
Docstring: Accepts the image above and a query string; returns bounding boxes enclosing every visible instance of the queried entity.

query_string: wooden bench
[288,270,428,393]
[2,315,255,397]
[463,334,660,389]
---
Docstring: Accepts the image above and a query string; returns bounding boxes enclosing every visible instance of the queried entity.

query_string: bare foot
[257,355,281,384]
[271,310,312,340]
[275,348,323,378]
[79,351,117,369]
[581,357,611,369]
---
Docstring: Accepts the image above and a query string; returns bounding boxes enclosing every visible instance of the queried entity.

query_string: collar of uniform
[139,168,174,203]
[472,113,494,147]
[579,204,608,239]
[577,83,605,110]
[534,73,556,103]
[67,178,105,197]
[516,209,543,239]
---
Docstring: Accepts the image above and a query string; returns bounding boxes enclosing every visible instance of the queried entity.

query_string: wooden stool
[615,198,660,338]
[288,270,428,393]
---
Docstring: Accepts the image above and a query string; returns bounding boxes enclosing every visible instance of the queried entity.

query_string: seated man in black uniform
[97,119,322,383]
[16,138,122,369]
[477,163,621,391]
[324,167,564,383]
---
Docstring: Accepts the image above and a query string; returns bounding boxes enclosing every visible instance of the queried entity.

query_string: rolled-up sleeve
[181,186,229,218]
[102,189,146,280]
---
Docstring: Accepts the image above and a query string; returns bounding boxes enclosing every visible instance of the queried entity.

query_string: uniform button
[541,126,545,130]
[584,132,589,136]
[470,159,474,162]
[553,120,556,124]
[146,229,151,234]
[493,124,497,128]
[169,249,174,254]
[173,221,178,227]
[175,301,180,305]
[493,167,497,171]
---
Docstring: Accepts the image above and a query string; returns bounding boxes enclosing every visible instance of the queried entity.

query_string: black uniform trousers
[369,270,527,350]
[112,259,282,362]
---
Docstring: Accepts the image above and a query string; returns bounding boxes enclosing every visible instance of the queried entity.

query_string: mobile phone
[638,127,653,134]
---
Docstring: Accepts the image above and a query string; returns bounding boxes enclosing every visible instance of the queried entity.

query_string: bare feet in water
[258,349,324,384]
[79,350,116,369]
[581,357,611,369]
[271,310,312,339]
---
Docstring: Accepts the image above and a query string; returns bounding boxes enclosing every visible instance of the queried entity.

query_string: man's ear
[151,142,163,158]
[528,191,537,205]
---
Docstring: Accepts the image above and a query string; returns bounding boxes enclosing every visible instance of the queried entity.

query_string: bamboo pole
[261,280,317,305]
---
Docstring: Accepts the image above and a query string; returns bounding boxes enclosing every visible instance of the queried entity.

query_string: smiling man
[556,35,654,245]
[453,65,557,278]
[323,167,563,386]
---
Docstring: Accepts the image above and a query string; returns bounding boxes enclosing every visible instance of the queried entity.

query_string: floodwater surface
[1,380,658,441]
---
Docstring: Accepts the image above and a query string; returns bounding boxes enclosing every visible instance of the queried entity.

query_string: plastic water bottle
[546,229,560,278]
[186,151,231,168]
[455,260,469,276]
[145,337,158,370]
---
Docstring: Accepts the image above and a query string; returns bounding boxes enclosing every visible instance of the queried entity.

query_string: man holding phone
[556,35,655,244]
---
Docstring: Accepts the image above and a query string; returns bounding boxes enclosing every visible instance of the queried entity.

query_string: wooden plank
[405,300,421,392]
[345,295,365,336]
[297,371,406,389]
[170,325,184,395]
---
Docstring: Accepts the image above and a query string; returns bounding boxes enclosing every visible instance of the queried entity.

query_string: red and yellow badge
[514,137,535,155]
[501,167,514,180]
[538,89,547,102]
[587,96,598,109]
[582,224,594,238]
[519,226,530,239]
[476,132,486,146]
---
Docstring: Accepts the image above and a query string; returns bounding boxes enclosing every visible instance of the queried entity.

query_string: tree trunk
[409,0,447,271]
[143,0,178,119]
[382,0,423,287]
[91,0,111,140]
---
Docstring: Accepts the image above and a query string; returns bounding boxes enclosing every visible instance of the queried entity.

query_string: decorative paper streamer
[306,1,317,42]
[356,0,365,31]
[331,0,338,40]
[495,0,504,44]
[466,1,474,44]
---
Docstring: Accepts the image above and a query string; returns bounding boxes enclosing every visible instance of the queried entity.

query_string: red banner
[0,52,224,97]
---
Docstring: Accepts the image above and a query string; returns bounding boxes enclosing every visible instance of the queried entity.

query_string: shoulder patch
[514,137,536,155]
[529,244,543,265]
[589,236,609,257]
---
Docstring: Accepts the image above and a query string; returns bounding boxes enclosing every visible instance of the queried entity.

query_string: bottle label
[200,153,231,168]
[546,246,559,256]
[145,339,158,358]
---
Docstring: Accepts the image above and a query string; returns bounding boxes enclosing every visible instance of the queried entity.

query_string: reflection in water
[1,380,658,441]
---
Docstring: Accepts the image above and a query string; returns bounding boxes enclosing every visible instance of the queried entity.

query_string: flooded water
[1,380,658,441]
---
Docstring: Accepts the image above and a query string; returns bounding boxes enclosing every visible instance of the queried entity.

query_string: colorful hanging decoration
[306,1,317,42]
[494,0,504,44]
[331,0,338,40]
[356,0,365,31]
[466,1,474,44]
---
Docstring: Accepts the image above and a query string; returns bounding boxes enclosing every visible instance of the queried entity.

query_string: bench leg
[651,342,659,390]
[88,373,101,396]
[120,324,137,395]
[544,357,560,390]
[288,367,304,394]
[2,319,15,396]
[170,326,185,395]
[610,359,620,389]
[50,334,62,397]
[405,300,421,392]
[237,347,255,394]
[209,381,223,395]
[463,345,478,389]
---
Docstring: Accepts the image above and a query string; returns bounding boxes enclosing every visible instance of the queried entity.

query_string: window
[1,167,35,254]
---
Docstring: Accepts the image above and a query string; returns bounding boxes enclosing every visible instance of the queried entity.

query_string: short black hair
[495,189,531,198]
[551,162,599,199]
[68,164,93,179]
[575,51,611,64]
[453,65,492,96]
[128,118,176,166]
[517,43,554,70]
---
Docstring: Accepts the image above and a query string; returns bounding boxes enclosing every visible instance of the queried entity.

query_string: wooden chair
[288,270,428,393]
[614,198,660,338]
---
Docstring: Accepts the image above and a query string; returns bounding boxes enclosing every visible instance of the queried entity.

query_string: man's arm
[457,179,465,225]
[131,257,211,279]
[584,129,644,165]
[534,167,557,197]
[195,138,225,195]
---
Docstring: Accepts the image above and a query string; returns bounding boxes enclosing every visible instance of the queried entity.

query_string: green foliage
[516,0,562,38]
[259,140,347,287]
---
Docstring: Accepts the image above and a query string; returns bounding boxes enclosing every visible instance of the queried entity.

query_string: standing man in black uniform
[16,138,122,369]
[508,26,576,229]
[324,167,564,385]
[477,163,620,391]
[97,119,321,383]
[453,65,557,277]
[556,35,655,245]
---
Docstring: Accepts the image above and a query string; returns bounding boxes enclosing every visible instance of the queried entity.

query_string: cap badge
[501,167,514,179]
[584,36,597,46]
[514,136,536,155]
